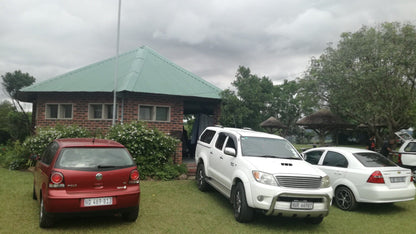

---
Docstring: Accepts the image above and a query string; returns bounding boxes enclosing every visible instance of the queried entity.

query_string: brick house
[17,46,222,164]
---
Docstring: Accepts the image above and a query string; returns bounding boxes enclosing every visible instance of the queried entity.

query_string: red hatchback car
[32,138,140,228]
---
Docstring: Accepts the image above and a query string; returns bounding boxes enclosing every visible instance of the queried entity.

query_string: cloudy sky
[1,0,415,101]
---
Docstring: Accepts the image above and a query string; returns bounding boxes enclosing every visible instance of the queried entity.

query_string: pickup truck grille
[275,176,321,189]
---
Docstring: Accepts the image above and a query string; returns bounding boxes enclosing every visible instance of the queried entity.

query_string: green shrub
[0,141,31,170]
[106,121,181,179]
[23,125,91,157]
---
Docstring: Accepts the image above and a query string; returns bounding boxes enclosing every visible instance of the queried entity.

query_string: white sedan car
[303,147,415,211]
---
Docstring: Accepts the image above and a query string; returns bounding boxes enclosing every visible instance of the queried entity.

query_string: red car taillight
[367,170,385,184]
[398,153,402,165]
[129,169,140,184]
[49,172,65,188]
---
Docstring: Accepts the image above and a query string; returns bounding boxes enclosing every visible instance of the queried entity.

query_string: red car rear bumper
[44,185,140,214]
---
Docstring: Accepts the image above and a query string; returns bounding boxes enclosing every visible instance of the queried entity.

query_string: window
[88,104,117,120]
[404,142,416,152]
[55,148,134,170]
[322,151,348,168]
[225,137,236,151]
[304,150,324,165]
[200,130,216,144]
[240,137,301,159]
[46,104,73,119]
[353,152,396,167]
[138,105,170,122]
[215,133,227,150]
[41,142,59,165]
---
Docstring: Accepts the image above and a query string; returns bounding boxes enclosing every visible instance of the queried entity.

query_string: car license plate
[290,201,313,210]
[390,177,405,183]
[84,197,113,207]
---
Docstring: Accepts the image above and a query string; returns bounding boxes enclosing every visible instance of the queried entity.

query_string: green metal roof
[20,46,221,99]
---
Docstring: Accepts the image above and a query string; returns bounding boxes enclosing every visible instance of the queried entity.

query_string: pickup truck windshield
[240,136,301,159]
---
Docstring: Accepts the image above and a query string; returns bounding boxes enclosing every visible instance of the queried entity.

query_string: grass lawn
[1,167,416,233]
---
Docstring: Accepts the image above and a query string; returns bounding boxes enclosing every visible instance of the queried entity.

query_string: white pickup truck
[195,126,333,224]
[395,131,416,180]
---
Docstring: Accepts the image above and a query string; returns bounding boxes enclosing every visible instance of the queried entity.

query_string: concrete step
[186,162,197,176]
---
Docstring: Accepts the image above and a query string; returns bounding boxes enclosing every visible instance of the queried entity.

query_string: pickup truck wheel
[196,163,209,191]
[335,186,357,211]
[39,197,53,228]
[233,182,254,223]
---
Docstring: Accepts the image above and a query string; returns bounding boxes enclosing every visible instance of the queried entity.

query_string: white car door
[216,136,238,190]
[317,151,349,187]
[209,132,228,182]
[400,141,416,167]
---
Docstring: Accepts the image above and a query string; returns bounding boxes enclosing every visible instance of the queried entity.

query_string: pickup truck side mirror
[224,147,236,157]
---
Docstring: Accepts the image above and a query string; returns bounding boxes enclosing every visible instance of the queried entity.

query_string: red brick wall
[35,92,185,163]
[34,92,220,164]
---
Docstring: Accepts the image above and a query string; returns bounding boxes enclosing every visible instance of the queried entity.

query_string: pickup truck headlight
[320,175,331,188]
[252,171,277,186]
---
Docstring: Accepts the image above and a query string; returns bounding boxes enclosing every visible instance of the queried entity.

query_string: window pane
[105,104,116,119]
[215,133,227,150]
[304,151,324,165]
[55,148,134,170]
[139,106,152,120]
[353,152,396,167]
[200,130,216,144]
[323,151,348,168]
[60,104,72,119]
[47,104,58,118]
[156,107,169,121]
[91,104,102,119]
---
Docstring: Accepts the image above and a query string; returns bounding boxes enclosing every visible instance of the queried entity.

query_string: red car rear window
[55,147,134,171]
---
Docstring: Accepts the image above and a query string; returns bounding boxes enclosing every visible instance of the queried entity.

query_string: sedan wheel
[335,186,357,211]
[39,197,53,228]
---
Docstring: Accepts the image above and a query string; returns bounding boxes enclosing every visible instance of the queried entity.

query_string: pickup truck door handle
[220,156,223,159]
[230,162,235,166]
[210,151,213,155]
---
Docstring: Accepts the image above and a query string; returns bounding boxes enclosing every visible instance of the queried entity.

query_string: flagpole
[112,0,121,126]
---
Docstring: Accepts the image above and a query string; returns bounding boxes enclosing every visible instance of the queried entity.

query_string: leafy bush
[23,125,91,157]
[0,141,31,170]
[106,121,181,179]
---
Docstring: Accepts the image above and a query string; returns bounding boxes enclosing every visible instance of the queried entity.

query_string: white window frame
[138,105,170,122]
[88,103,118,120]
[45,103,73,119]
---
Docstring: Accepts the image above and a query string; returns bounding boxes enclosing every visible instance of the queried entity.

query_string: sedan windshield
[55,147,135,170]
[353,152,396,167]
[240,136,301,159]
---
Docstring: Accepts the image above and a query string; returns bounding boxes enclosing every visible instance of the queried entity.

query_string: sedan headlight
[252,171,277,186]
[320,175,331,188]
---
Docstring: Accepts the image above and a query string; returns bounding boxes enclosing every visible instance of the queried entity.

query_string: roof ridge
[143,46,222,93]
[117,47,147,91]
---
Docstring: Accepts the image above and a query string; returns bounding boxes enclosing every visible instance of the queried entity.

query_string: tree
[302,22,416,142]
[270,80,317,136]
[0,101,14,143]
[220,66,273,130]
[1,70,35,136]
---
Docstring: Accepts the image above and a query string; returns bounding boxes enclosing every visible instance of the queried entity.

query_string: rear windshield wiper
[97,165,117,169]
